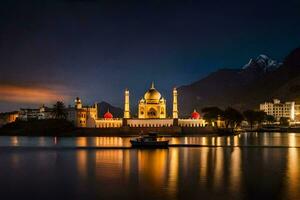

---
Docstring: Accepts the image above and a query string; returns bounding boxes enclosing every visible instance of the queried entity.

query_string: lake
[0,132,299,200]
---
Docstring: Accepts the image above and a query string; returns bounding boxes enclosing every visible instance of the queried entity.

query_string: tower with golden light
[172,87,178,119]
[69,82,207,128]
[124,88,130,118]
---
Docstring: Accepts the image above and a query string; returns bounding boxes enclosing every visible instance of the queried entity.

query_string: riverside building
[19,105,53,121]
[67,97,98,128]
[0,111,19,127]
[259,99,299,121]
[70,82,206,128]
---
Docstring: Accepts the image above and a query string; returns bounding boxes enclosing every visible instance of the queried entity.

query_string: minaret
[124,88,130,118]
[173,87,178,119]
[94,102,98,119]
[75,97,82,109]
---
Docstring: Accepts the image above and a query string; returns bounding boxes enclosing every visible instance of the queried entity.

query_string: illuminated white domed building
[122,82,205,128]
[138,82,166,119]
[69,82,207,129]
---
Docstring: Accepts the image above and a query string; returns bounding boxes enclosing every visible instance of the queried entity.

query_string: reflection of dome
[104,110,113,119]
[144,82,161,103]
[191,109,200,119]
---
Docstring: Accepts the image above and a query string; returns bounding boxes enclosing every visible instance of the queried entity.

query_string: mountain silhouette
[178,47,300,115]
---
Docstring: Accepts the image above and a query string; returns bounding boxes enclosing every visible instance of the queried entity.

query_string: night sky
[0,0,300,112]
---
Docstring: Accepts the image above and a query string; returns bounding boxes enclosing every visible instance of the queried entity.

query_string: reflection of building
[0,111,19,127]
[70,82,206,128]
[260,99,296,121]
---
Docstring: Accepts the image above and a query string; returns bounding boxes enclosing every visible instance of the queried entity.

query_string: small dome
[144,82,161,103]
[191,109,200,119]
[75,97,81,102]
[104,110,113,119]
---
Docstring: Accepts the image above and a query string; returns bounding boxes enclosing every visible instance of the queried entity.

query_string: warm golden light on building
[66,82,207,129]
[138,82,166,119]
[124,89,130,118]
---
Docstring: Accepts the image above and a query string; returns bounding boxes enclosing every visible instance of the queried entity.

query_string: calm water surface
[1,132,300,147]
[0,132,300,200]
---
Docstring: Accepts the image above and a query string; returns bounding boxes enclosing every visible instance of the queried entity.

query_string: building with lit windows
[259,99,297,121]
[67,97,98,128]
[0,111,19,127]
[70,82,207,129]
[95,110,122,128]
[19,105,52,121]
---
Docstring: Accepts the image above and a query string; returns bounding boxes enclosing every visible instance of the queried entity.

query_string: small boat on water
[130,133,169,148]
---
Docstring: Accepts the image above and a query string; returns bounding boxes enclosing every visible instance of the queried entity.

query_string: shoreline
[2,128,300,137]
[0,124,228,137]
[3,119,300,137]
[0,144,299,151]
[0,131,222,137]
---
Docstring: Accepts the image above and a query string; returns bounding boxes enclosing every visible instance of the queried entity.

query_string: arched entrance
[147,108,157,118]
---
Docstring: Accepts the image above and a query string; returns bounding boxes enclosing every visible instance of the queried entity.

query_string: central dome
[144,82,161,103]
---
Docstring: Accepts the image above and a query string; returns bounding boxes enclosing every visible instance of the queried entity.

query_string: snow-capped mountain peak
[242,54,281,72]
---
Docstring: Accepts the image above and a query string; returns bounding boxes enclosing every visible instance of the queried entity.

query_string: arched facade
[95,118,123,128]
[138,82,166,119]
[67,83,209,129]
[178,119,206,127]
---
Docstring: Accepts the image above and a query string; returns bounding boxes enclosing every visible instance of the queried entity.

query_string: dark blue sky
[0,0,300,112]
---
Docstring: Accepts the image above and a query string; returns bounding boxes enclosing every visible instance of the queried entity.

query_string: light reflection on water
[286,147,300,200]
[1,132,300,147]
[1,133,300,199]
[0,142,300,199]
